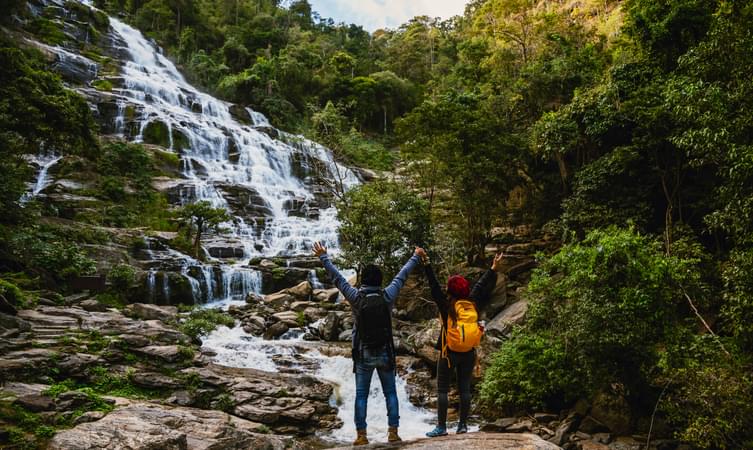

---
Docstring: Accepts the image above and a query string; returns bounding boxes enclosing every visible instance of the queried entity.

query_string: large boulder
[284,281,313,299]
[486,300,528,338]
[127,303,178,323]
[318,312,341,342]
[48,402,291,450]
[329,432,561,450]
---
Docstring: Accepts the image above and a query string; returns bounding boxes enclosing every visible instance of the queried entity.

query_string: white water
[108,18,358,259]
[202,325,434,443]
[21,153,63,202]
[102,16,359,304]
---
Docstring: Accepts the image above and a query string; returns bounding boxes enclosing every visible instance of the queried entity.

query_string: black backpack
[356,290,392,349]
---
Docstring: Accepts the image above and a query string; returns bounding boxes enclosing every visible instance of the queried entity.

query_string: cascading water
[21,153,62,202]
[106,16,358,305]
[202,326,435,443]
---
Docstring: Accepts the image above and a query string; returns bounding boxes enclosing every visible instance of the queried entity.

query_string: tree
[176,201,230,258]
[336,180,431,280]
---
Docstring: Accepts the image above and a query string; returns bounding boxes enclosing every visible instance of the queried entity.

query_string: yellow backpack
[442,299,482,355]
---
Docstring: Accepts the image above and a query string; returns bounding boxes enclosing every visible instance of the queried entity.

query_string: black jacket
[424,264,498,351]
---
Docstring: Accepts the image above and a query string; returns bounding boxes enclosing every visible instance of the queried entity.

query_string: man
[313,241,422,446]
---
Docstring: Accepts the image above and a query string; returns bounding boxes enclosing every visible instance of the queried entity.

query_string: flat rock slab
[330,433,562,450]
[48,401,293,450]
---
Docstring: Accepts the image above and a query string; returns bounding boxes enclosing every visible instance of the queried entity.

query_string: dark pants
[354,346,399,431]
[436,349,475,427]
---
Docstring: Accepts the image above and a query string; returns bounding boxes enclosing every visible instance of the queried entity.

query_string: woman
[417,249,502,437]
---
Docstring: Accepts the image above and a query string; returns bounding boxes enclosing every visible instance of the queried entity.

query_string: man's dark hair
[361,264,383,287]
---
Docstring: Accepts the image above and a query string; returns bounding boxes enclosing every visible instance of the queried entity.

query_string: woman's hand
[491,252,504,272]
[313,241,327,257]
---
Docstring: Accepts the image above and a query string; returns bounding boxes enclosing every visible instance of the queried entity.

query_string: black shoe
[456,423,468,434]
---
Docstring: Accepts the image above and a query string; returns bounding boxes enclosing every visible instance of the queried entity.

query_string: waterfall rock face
[25,0,359,304]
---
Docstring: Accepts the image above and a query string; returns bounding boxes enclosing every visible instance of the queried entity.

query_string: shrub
[0,279,27,308]
[178,308,235,340]
[482,226,701,411]
[108,264,136,292]
[336,180,431,279]
[480,331,583,411]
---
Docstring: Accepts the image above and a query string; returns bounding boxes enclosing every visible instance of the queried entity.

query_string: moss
[91,79,113,92]
[27,18,68,46]
[178,308,235,340]
[142,121,170,147]
[154,149,181,170]
[271,267,287,282]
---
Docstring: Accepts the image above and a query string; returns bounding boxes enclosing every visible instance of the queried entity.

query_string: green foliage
[480,331,583,411]
[658,335,753,449]
[8,228,96,284]
[178,308,235,340]
[175,201,230,259]
[108,264,136,292]
[0,278,29,309]
[0,41,97,224]
[336,180,431,279]
[483,227,702,411]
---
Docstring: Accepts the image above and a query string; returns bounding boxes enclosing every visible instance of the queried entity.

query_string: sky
[307,0,469,31]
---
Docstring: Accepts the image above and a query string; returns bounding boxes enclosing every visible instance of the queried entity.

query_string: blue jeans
[354,346,399,430]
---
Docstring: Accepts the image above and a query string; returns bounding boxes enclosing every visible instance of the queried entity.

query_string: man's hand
[415,247,430,265]
[313,241,327,257]
[491,252,504,272]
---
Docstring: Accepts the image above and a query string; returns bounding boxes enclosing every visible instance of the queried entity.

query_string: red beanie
[447,275,470,299]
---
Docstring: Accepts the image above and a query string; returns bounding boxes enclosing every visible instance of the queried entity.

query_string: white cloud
[308,0,468,31]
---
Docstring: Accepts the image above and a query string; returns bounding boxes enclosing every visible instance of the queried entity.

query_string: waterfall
[108,18,359,259]
[21,153,62,202]
[102,16,360,304]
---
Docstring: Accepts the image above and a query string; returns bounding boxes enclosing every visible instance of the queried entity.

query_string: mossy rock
[28,18,67,46]
[142,121,189,150]
[91,79,113,92]
[142,121,170,148]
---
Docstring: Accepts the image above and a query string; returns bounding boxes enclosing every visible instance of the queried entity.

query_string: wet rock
[338,329,353,342]
[607,436,643,450]
[242,315,266,335]
[264,292,294,308]
[261,266,312,294]
[314,288,339,302]
[285,281,313,299]
[290,301,316,312]
[264,322,289,340]
[216,183,273,220]
[127,303,178,323]
[486,300,528,338]
[272,311,300,327]
[319,312,341,342]
[205,239,246,259]
[49,401,290,450]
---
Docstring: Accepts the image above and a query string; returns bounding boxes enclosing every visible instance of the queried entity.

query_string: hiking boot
[456,422,468,434]
[426,426,448,438]
[353,429,368,446]
[388,427,402,443]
